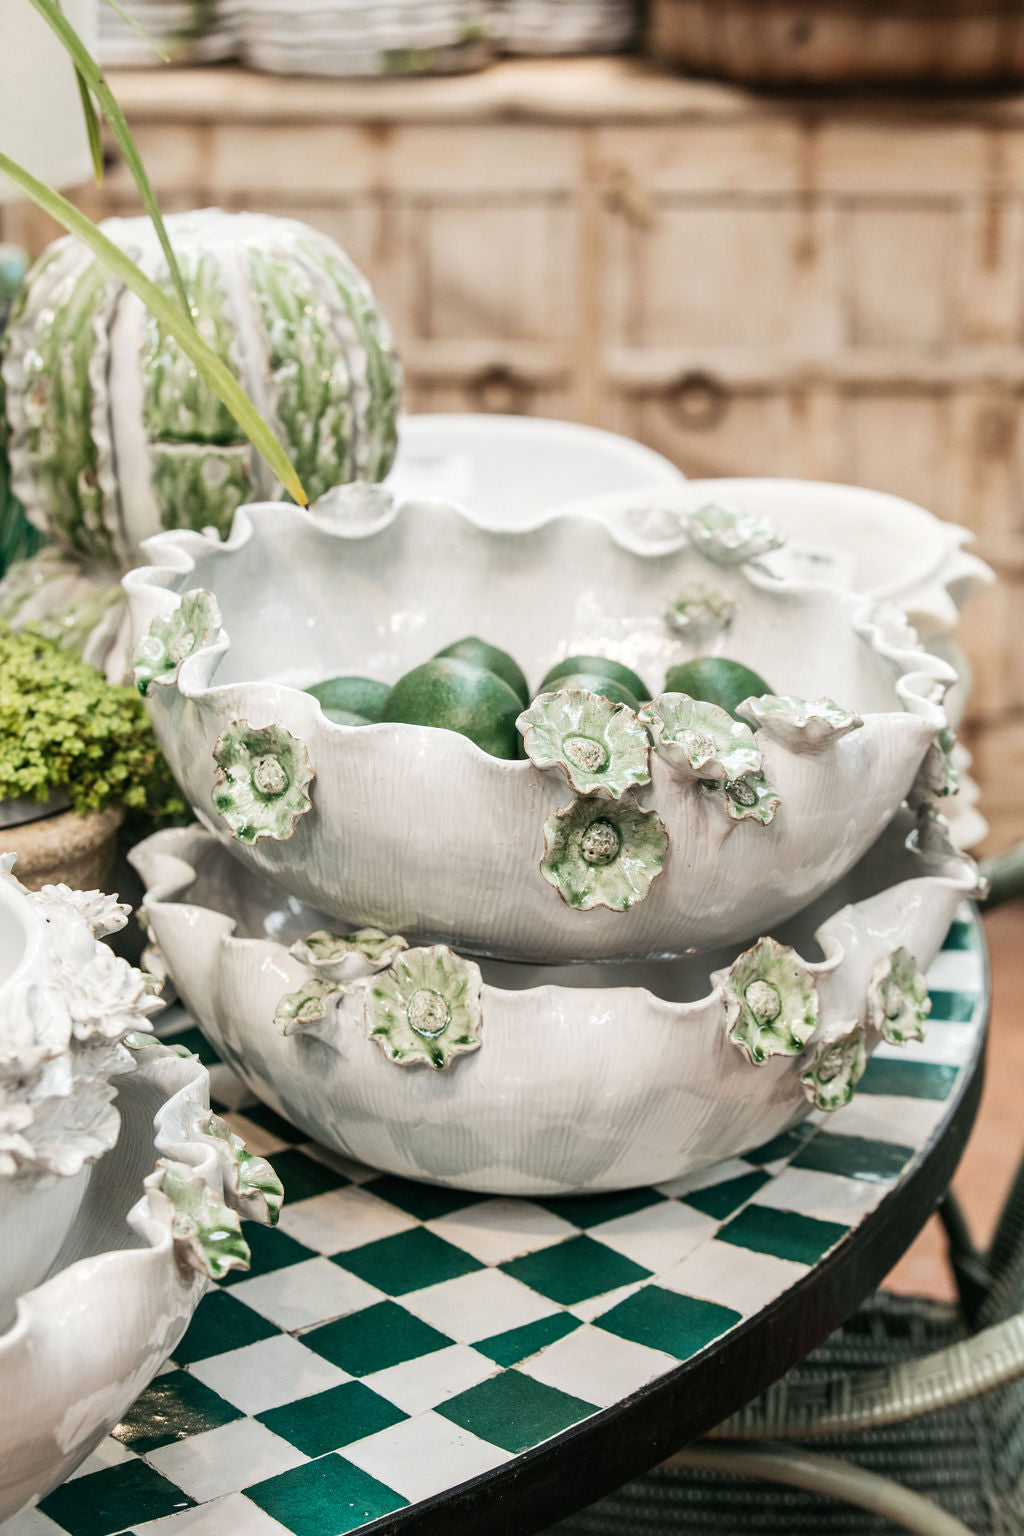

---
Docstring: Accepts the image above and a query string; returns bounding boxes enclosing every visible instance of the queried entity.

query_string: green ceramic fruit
[434,636,530,707]
[381,657,522,759]
[664,656,772,720]
[538,673,641,711]
[306,676,389,725]
[540,654,649,702]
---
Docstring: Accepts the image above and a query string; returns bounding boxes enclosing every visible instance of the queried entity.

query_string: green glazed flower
[867,947,931,1046]
[150,1158,251,1280]
[717,936,819,1064]
[737,694,863,755]
[365,946,483,1070]
[290,927,408,985]
[640,693,762,783]
[686,503,785,566]
[205,1112,284,1226]
[518,689,650,798]
[663,583,736,640]
[712,773,781,826]
[212,721,314,844]
[541,795,668,912]
[800,1024,868,1111]
[133,589,222,696]
[910,727,960,804]
[274,977,340,1036]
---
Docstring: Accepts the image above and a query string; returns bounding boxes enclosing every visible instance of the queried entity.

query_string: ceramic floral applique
[147,1159,251,1280]
[290,928,408,986]
[712,773,781,826]
[641,694,762,783]
[738,694,864,755]
[663,583,736,640]
[800,1023,868,1111]
[867,947,931,1045]
[717,937,819,1064]
[518,688,651,798]
[686,503,785,566]
[212,721,314,843]
[133,589,222,696]
[204,1113,284,1225]
[541,795,668,911]
[364,947,483,1070]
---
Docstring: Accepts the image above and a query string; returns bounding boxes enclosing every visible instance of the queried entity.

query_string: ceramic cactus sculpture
[2,208,401,572]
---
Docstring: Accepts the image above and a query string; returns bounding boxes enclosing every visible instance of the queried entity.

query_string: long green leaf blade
[75,71,105,184]
[0,152,308,507]
[100,0,172,62]
[27,0,192,321]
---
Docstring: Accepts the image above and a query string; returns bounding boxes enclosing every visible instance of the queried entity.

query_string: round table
[22,907,988,1536]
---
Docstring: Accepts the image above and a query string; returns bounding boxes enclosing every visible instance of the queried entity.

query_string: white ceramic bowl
[0,867,161,1327]
[132,811,980,1196]
[124,495,954,962]
[0,1038,281,1524]
[385,413,685,528]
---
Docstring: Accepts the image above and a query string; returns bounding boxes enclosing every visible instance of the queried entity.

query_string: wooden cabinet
[4,58,1021,848]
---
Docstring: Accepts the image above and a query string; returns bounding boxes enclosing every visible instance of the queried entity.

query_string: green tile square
[332,1226,483,1296]
[793,1133,915,1184]
[538,1188,667,1229]
[112,1369,241,1454]
[302,1300,452,1376]
[360,1173,485,1222]
[742,1122,817,1166]
[682,1169,770,1220]
[159,1023,220,1066]
[928,988,976,1023]
[718,1204,849,1266]
[239,1101,305,1142]
[595,1285,740,1359]
[245,1454,408,1536]
[40,1459,194,1536]
[438,1370,596,1453]
[219,1222,317,1287]
[857,1058,959,1100]
[269,1148,351,1203]
[500,1235,651,1305]
[942,918,973,951]
[172,1288,279,1365]
[475,1312,581,1367]
[258,1381,407,1457]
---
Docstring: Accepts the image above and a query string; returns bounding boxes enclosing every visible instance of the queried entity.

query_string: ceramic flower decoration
[641,694,762,783]
[274,978,340,1036]
[801,1024,868,1111]
[204,1113,284,1225]
[718,937,819,1064]
[663,583,736,639]
[910,726,960,804]
[686,503,785,566]
[37,885,130,938]
[290,927,408,985]
[541,795,668,912]
[518,689,650,798]
[0,983,70,1083]
[738,694,864,755]
[133,589,222,696]
[714,773,782,826]
[365,946,483,1070]
[147,1159,251,1281]
[0,1073,119,1178]
[212,721,314,844]
[867,947,931,1045]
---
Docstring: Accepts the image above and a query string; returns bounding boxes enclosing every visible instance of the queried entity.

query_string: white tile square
[220,1110,291,1157]
[0,1508,67,1535]
[758,1167,887,1224]
[661,1238,807,1314]
[363,1343,498,1414]
[189,1333,350,1414]
[131,1492,293,1535]
[66,1436,134,1478]
[146,1418,306,1503]
[344,1411,511,1501]
[569,1278,647,1323]
[230,1255,382,1332]
[926,948,983,993]
[427,1199,578,1265]
[655,1159,755,1200]
[823,1096,944,1146]
[520,1324,676,1407]
[589,1200,717,1274]
[207,1063,256,1112]
[277,1185,416,1253]
[403,1267,557,1341]
[873,1025,974,1068]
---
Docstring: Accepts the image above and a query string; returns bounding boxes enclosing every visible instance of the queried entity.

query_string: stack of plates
[239,0,495,76]
[491,0,640,54]
[97,0,241,67]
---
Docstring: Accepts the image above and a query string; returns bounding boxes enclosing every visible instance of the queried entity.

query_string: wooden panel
[844,204,957,348]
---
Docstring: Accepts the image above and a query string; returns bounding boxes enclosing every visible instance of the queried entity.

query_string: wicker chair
[552,859,1024,1536]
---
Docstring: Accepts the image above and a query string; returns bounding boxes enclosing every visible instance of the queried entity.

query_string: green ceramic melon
[1,209,402,570]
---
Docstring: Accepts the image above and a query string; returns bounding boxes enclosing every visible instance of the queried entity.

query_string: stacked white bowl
[123,417,989,1198]
[237,0,494,76]
[98,0,242,65]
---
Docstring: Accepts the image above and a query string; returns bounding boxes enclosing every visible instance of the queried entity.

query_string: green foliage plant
[0,625,184,819]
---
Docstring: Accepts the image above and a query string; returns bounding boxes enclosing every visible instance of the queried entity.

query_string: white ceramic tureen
[132,807,981,1196]
[0,1036,282,1523]
[0,859,162,1326]
[124,493,956,962]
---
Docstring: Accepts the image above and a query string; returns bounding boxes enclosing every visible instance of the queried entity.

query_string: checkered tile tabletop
[7,909,986,1536]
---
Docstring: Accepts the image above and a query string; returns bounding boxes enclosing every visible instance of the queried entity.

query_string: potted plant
[0,625,184,889]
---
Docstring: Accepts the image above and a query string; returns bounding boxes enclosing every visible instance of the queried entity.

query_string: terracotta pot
[1,805,124,891]
[649,0,1024,86]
